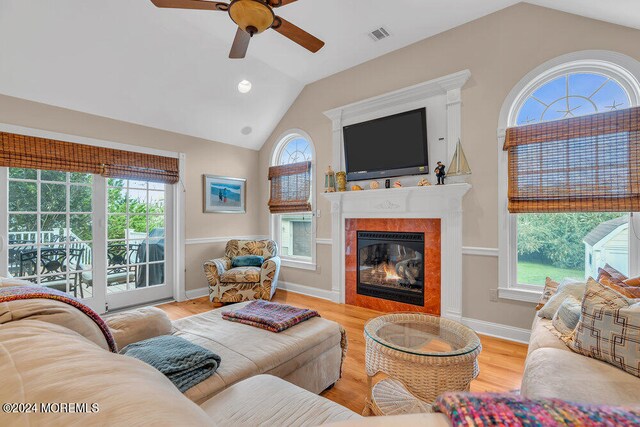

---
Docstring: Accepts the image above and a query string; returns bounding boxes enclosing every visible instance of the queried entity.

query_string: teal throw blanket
[121,335,221,392]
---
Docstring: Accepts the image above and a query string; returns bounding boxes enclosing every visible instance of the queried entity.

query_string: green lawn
[517,261,584,286]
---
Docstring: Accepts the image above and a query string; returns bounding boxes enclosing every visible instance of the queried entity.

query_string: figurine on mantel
[417,178,431,187]
[369,181,380,190]
[435,161,446,185]
[351,184,363,191]
[393,181,402,188]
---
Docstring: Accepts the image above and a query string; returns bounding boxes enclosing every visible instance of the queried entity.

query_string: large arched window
[498,52,640,301]
[271,130,316,269]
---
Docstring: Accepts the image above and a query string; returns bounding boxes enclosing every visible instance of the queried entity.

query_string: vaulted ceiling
[0,1,638,150]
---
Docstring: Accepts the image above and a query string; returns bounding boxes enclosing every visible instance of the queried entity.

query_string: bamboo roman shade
[503,106,640,213]
[268,161,312,214]
[0,132,179,184]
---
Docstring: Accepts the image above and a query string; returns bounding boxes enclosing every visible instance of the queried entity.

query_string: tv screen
[343,108,428,181]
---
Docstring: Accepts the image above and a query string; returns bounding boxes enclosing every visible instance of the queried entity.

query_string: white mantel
[322,183,471,321]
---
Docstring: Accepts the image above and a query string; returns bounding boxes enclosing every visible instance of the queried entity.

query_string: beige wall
[0,94,261,292]
[258,3,640,329]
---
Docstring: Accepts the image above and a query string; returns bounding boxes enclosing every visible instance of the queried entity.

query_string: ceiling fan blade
[272,16,324,53]
[229,27,251,59]
[267,0,298,7]
[150,0,228,11]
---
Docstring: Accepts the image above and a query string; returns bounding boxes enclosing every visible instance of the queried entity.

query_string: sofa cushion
[200,374,361,427]
[105,306,173,349]
[232,255,265,268]
[172,302,344,403]
[0,320,213,426]
[522,348,640,407]
[527,316,571,356]
[535,277,559,310]
[551,295,581,336]
[221,267,261,283]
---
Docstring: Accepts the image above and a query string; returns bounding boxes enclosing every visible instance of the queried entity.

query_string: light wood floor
[158,290,528,414]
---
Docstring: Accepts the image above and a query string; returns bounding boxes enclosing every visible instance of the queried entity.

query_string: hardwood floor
[158,290,528,414]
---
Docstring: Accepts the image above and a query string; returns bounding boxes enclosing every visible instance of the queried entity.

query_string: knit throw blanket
[222,300,319,333]
[121,335,221,393]
[0,285,117,352]
[435,392,640,426]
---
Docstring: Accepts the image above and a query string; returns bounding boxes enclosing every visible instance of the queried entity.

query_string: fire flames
[381,262,402,282]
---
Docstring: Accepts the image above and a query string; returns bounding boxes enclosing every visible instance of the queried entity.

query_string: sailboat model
[447,139,471,176]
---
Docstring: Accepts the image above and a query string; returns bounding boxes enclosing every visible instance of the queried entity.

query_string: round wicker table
[363,312,482,416]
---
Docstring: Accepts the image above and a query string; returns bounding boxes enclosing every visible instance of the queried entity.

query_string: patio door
[0,167,174,313]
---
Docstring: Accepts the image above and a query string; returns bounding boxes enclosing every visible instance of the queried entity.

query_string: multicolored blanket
[0,285,117,352]
[435,392,640,426]
[221,300,319,332]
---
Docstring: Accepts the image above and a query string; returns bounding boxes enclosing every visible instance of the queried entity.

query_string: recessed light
[241,126,252,135]
[237,80,252,94]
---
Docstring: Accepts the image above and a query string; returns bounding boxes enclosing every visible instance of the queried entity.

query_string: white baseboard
[278,281,340,302]
[316,238,333,245]
[461,317,531,344]
[185,287,209,299]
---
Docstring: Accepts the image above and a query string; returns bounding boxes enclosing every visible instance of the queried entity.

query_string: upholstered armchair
[204,239,281,304]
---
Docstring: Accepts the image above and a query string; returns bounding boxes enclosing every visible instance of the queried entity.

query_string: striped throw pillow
[552,295,582,336]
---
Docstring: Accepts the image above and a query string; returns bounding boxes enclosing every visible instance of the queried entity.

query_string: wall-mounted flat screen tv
[343,108,428,181]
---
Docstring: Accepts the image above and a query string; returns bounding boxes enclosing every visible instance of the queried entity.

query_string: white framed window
[270,130,316,270]
[498,51,640,302]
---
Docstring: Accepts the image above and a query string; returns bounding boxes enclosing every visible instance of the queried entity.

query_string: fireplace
[357,231,425,306]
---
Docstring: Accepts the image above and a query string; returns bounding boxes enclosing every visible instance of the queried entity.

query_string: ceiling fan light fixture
[228,0,275,35]
[238,79,252,93]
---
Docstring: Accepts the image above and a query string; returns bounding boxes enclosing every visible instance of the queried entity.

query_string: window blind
[503,106,640,213]
[268,161,312,214]
[0,132,179,184]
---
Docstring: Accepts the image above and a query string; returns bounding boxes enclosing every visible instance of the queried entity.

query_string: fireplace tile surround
[322,183,471,321]
[346,218,441,314]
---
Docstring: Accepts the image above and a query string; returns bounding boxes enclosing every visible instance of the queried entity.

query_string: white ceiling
[0,1,638,150]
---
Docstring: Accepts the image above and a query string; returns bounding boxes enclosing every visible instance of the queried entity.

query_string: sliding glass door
[0,167,173,313]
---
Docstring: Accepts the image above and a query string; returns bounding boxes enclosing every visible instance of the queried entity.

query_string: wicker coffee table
[363,312,482,416]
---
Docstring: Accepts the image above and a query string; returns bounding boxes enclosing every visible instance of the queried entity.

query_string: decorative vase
[324,166,336,193]
[336,171,347,192]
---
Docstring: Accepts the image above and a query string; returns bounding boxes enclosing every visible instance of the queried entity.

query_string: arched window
[498,53,640,301]
[271,131,316,269]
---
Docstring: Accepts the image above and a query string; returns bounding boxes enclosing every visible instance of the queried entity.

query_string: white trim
[185,235,270,245]
[0,123,180,158]
[498,50,640,302]
[185,286,209,300]
[278,281,341,302]
[316,238,332,245]
[461,317,531,344]
[173,153,187,302]
[462,246,499,257]
[281,259,317,271]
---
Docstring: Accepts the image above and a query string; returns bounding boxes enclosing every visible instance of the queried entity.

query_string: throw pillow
[537,281,586,320]
[568,278,640,378]
[624,275,640,287]
[598,264,627,283]
[536,277,559,311]
[552,295,581,336]
[231,255,265,268]
[600,276,640,299]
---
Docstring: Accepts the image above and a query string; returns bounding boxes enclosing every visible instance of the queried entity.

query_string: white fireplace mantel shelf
[322,183,471,321]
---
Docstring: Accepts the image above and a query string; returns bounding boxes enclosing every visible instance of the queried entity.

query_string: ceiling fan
[150,0,325,59]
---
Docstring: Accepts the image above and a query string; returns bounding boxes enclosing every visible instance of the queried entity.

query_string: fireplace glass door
[357,231,425,306]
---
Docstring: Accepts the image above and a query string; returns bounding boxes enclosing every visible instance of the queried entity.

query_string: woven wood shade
[268,161,312,214]
[0,132,179,184]
[503,106,640,213]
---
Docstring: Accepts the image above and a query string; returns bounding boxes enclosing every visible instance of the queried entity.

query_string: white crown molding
[185,235,270,245]
[316,238,333,245]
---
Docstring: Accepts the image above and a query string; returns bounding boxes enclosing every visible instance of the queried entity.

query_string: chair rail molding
[322,184,471,321]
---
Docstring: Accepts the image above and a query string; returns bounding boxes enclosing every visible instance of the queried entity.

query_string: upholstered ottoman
[172,302,345,403]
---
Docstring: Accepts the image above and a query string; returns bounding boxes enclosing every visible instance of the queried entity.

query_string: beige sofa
[521,316,640,407]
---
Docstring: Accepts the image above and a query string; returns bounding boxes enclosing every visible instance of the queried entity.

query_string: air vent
[368,27,390,41]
